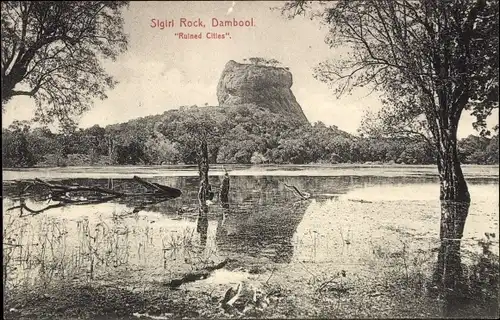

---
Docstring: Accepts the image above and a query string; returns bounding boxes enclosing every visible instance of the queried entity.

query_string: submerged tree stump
[197,139,213,201]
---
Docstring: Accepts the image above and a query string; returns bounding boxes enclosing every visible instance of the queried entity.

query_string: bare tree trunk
[437,131,470,242]
[196,139,214,248]
[219,171,230,209]
[106,136,115,164]
[432,126,471,316]
[1,76,17,105]
[197,177,209,248]
[197,139,211,200]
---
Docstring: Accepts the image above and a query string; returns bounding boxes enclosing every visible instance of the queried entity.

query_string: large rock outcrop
[216,60,309,124]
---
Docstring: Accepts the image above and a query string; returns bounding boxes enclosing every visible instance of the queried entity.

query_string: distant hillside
[103,103,353,165]
[3,104,498,168]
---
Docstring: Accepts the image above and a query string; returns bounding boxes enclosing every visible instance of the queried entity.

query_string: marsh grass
[2,208,220,303]
[161,226,220,270]
[458,234,500,318]
[3,193,498,319]
[283,224,498,319]
[364,235,499,318]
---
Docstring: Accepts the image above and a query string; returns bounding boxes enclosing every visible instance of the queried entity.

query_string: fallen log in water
[7,195,119,216]
[133,176,182,198]
[166,258,235,289]
[31,177,182,198]
[34,178,126,196]
[7,177,182,216]
[284,183,311,200]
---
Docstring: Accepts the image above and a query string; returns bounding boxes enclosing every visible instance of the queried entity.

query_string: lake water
[2,165,499,293]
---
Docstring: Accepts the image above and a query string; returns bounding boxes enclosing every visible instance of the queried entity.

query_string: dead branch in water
[7,195,120,216]
[34,178,126,196]
[347,199,373,203]
[284,183,311,199]
[6,177,182,215]
[131,176,182,198]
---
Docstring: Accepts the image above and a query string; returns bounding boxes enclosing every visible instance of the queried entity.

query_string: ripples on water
[2,168,499,289]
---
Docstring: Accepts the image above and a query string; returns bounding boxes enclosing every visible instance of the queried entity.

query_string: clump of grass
[76,218,134,280]
[3,213,76,292]
[367,233,499,318]
[3,208,165,296]
[460,233,499,317]
[162,226,220,271]
[369,239,436,293]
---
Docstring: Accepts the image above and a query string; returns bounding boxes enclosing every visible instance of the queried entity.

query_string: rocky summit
[216,60,309,124]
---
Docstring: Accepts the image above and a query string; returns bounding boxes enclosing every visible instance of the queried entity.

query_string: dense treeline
[2,105,498,168]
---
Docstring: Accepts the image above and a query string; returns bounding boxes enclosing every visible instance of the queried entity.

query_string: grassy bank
[4,226,498,319]
[4,246,498,319]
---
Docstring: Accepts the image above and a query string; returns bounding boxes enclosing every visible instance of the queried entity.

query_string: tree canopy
[282,0,498,203]
[244,57,284,67]
[282,0,498,140]
[4,104,497,168]
[1,1,129,125]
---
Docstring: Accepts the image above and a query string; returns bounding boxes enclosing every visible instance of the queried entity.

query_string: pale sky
[2,1,497,138]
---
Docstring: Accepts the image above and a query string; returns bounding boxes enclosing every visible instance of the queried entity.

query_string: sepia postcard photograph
[2,1,499,319]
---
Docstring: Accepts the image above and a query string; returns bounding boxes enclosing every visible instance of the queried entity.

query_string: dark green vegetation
[2,105,498,168]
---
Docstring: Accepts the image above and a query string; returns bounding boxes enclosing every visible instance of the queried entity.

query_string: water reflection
[432,201,469,317]
[214,200,309,263]
[5,175,462,212]
[2,174,498,294]
[191,172,310,264]
[196,212,209,247]
[434,239,465,317]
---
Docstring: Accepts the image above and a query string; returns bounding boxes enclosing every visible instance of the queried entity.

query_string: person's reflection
[216,210,228,240]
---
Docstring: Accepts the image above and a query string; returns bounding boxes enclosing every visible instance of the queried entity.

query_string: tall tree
[1,1,129,125]
[282,0,498,309]
[160,108,223,199]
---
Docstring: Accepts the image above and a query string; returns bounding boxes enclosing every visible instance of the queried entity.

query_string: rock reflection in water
[213,200,309,263]
[193,173,309,264]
